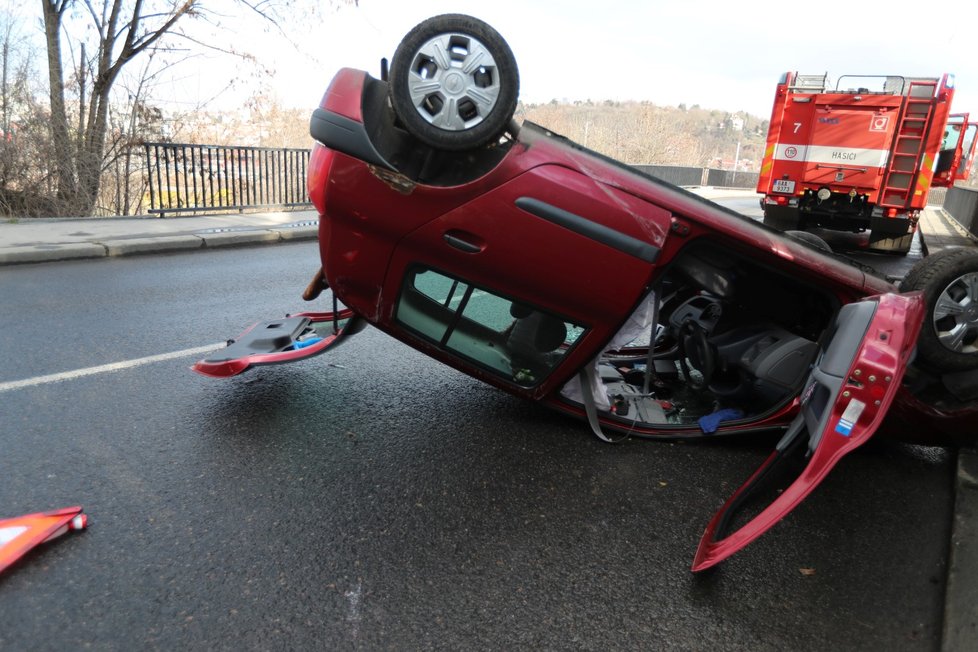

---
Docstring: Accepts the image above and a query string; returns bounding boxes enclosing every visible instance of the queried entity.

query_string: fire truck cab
[756,72,978,254]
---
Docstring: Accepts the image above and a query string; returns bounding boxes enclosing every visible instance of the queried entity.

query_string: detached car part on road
[194,15,978,571]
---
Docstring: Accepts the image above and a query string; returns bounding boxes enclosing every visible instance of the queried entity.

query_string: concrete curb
[102,235,204,257]
[271,225,319,241]
[0,225,319,266]
[942,448,978,651]
[0,242,107,265]
[196,230,281,249]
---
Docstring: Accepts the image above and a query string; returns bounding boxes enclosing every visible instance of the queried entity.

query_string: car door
[691,291,925,571]
[384,164,671,396]
[953,121,978,181]
[935,113,972,186]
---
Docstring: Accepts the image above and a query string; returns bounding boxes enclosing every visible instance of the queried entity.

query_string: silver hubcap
[933,271,978,354]
[407,33,501,131]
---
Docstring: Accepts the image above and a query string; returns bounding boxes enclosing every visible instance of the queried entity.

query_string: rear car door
[384,164,671,396]
[692,292,925,571]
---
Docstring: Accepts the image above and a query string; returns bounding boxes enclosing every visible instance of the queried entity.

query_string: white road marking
[0,343,224,393]
[345,579,363,639]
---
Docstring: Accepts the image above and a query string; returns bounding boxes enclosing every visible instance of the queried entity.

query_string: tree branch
[124,1,197,64]
[81,0,104,34]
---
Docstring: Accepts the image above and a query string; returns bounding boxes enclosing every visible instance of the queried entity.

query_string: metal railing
[632,164,759,189]
[144,143,312,217]
[943,185,978,238]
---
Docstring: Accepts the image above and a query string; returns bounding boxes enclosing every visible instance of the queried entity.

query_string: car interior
[585,242,839,430]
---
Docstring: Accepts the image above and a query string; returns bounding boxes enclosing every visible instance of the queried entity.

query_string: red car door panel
[692,292,925,571]
[383,165,671,393]
[389,165,668,320]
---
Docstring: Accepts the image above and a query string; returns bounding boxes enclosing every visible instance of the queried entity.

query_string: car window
[397,268,585,387]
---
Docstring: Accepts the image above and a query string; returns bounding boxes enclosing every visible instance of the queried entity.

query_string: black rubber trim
[515,197,659,263]
[309,108,394,171]
[208,316,311,362]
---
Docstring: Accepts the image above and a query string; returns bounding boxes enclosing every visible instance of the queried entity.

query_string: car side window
[397,268,585,386]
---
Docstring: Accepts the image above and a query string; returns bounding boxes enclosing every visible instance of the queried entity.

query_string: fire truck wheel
[761,205,800,231]
[389,14,519,151]
[785,230,832,253]
[900,248,978,372]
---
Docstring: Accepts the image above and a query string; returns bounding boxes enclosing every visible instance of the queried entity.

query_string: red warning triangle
[0,506,87,575]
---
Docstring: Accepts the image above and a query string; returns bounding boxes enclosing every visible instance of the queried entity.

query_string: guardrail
[632,165,759,189]
[141,144,758,218]
[942,185,978,238]
[143,143,312,217]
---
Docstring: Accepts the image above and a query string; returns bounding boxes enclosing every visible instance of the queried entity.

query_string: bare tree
[99,54,169,215]
[39,0,357,216]
[41,0,199,216]
[521,100,763,172]
[0,13,59,216]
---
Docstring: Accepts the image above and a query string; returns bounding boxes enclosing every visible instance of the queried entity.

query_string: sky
[182,0,978,119]
[5,0,977,119]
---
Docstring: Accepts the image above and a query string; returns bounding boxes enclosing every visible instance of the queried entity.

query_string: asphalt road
[0,232,954,649]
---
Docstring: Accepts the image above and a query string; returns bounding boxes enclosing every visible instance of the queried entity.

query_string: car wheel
[785,230,832,253]
[900,248,978,372]
[388,14,519,151]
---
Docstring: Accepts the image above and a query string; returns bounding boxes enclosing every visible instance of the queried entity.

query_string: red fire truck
[756,72,978,253]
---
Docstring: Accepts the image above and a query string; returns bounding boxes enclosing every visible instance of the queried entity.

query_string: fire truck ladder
[879,80,938,210]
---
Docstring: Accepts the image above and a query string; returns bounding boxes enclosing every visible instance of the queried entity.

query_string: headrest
[532,315,568,353]
[510,302,533,319]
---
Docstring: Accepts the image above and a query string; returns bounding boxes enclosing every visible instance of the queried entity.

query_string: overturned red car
[194,15,978,571]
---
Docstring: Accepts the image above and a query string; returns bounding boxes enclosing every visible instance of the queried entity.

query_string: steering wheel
[678,319,716,390]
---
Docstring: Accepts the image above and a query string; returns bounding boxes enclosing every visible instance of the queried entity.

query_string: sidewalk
[918,203,978,254]
[0,209,320,265]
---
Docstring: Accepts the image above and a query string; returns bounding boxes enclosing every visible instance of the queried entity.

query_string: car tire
[389,14,519,151]
[900,247,978,372]
[785,230,832,253]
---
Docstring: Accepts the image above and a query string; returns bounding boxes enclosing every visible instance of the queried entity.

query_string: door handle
[442,231,484,254]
